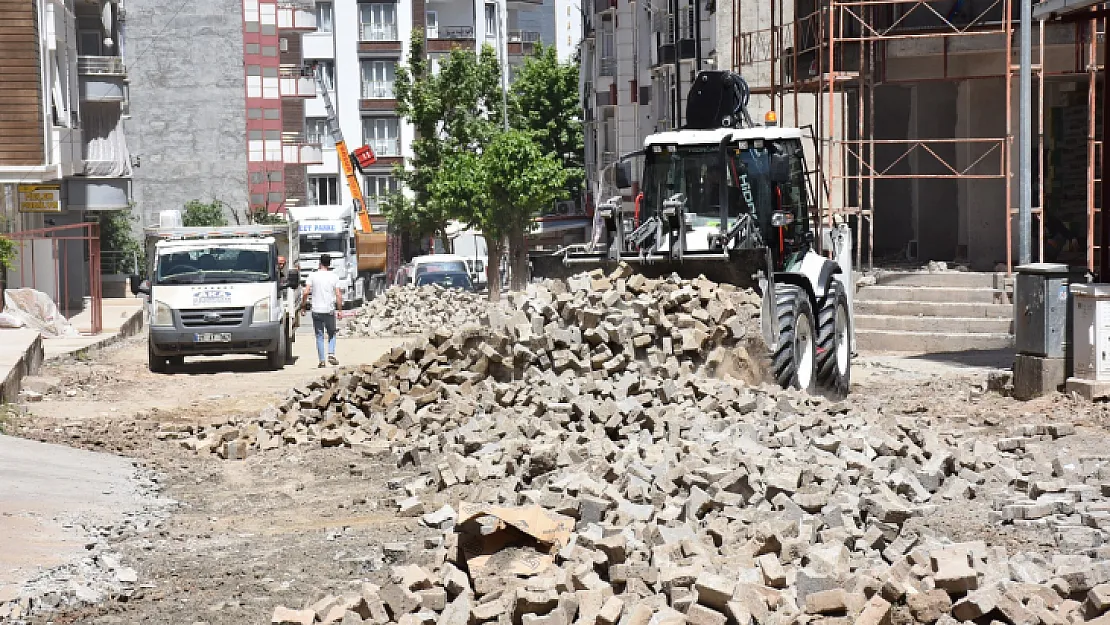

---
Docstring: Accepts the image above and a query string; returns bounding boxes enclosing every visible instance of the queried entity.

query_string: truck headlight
[151,300,173,327]
[252,296,272,324]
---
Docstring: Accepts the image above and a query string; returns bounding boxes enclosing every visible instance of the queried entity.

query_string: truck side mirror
[769,153,792,184]
[614,161,633,189]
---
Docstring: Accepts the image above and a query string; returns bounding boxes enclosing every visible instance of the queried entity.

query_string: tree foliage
[0,235,15,271]
[98,210,142,274]
[430,131,568,298]
[183,200,229,227]
[248,208,286,225]
[389,31,504,249]
[510,44,584,198]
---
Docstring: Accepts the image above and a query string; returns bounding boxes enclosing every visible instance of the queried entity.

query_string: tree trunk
[508,227,528,292]
[486,237,504,302]
[439,228,452,254]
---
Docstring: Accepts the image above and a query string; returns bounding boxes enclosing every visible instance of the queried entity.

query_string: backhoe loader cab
[530,70,853,397]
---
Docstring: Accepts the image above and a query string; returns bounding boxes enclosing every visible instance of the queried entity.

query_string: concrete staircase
[854,271,1015,353]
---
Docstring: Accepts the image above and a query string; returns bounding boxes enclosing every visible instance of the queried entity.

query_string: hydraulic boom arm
[314,65,373,234]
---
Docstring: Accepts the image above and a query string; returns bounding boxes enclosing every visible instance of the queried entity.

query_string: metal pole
[1018,0,1031,266]
[673,0,682,128]
[499,2,510,131]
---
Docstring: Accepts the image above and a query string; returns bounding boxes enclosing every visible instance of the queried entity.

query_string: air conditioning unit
[555,200,578,215]
[279,38,289,51]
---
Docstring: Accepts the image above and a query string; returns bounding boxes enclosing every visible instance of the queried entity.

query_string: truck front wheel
[267,323,287,370]
[771,284,817,393]
[816,280,851,398]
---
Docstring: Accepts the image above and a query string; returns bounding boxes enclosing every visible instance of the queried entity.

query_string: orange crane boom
[314,65,388,285]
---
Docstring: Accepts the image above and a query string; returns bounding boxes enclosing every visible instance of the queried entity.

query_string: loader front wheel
[771,285,817,393]
[816,280,851,398]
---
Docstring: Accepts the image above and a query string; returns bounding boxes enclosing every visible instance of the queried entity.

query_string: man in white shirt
[303,253,343,368]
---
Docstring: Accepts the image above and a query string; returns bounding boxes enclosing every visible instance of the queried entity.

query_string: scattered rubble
[342,285,493,337]
[51,266,1110,624]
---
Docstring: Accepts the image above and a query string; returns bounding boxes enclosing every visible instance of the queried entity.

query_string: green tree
[442,130,568,297]
[183,199,228,227]
[391,30,504,250]
[98,210,142,274]
[0,235,15,271]
[248,208,286,225]
[510,44,584,204]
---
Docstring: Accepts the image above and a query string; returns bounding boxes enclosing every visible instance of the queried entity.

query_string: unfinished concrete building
[720,0,1106,274]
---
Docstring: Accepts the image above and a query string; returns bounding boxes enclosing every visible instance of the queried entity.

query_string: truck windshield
[415,261,467,275]
[300,234,345,254]
[155,246,275,285]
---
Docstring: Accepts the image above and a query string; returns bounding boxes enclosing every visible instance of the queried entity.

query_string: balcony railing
[599,57,616,76]
[277,1,317,31]
[436,25,475,39]
[361,81,395,99]
[78,56,126,76]
[282,134,324,164]
[508,30,541,43]
[360,23,399,41]
[279,66,316,98]
[364,137,401,157]
[305,132,335,148]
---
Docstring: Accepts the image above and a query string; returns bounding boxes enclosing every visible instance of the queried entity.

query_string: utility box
[1070,283,1110,381]
[1015,263,1072,358]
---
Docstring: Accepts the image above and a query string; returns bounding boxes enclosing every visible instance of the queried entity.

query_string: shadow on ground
[904,348,1014,369]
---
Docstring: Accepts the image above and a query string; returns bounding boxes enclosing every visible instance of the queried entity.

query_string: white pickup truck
[137,218,301,373]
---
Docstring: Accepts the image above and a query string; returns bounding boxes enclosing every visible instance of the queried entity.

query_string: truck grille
[180,307,247,328]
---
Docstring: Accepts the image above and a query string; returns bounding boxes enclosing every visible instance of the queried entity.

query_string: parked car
[414,271,475,291]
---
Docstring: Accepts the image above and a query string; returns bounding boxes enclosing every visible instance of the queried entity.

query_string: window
[264,107,281,120]
[365,175,399,214]
[246,43,260,54]
[426,11,438,39]
[246,65,262,97]
[265,129,281,161]
[485,3,497,37]
[248,130,264,162]
[306,117,333,147]
[316,2,334,32]
[259,2,276,25]
[309,60,334,92]
[360,3,397,41]
[361,60,395,99]
[309,175,340,205]
[362,117,400,156]
[262,66,279,99]
[248,108,262,119]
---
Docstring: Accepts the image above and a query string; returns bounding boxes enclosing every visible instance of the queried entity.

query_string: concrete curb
[0,333,44,405]
[46,308,146,363]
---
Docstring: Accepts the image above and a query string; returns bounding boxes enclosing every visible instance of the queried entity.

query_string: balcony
[428,26,475,52]
[361,81,394,99]
[599,57,616,76]
[277,1,317,31]
[360,23,399,42]
[66,178,131,211]
[507,30,541,56]
[279,66,317,98]
[282,134,324,164]
[365,137,401,158]
[594,0,616,12]
[78,56,128,102]
[305,132,335,149]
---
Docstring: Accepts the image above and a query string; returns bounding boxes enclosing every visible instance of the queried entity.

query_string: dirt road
[6,331,1110,624]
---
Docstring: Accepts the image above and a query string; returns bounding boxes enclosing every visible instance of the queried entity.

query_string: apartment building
[0,0,133,305]
[296,0,556,225]
[580,0,715,211]
[125,0,317,224]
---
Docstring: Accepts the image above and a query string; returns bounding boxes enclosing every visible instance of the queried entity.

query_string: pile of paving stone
[342,285,494,337]
[167,266,1110,625]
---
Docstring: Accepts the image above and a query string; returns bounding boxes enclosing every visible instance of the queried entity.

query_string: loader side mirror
[614,161,633,189]
[286,271,300,290]
[770,153,792,184]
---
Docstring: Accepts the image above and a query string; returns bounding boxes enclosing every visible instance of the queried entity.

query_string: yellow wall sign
[18,184,62,213]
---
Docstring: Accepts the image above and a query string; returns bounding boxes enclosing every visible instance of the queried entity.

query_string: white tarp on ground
[2,289,78,337]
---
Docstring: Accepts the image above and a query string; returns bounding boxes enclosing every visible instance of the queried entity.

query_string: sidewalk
[0,298,145,403]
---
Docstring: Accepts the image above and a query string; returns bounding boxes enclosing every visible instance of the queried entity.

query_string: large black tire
[771,284,817,393]
[267,324,287,371]
[148,341,168,374]
[816,280,852,398]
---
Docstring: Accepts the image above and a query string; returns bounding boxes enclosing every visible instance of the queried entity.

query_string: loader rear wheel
[771,285,817,393]
[816,280,851,398]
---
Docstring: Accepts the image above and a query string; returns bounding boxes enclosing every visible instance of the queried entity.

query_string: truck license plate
[194,333,231,343]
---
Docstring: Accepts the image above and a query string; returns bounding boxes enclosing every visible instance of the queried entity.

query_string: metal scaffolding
[728,0,1110,271]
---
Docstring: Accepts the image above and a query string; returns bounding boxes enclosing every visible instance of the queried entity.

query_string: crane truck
[531,70,854,397]
[287,204,366,307]
[312,64,389,300]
